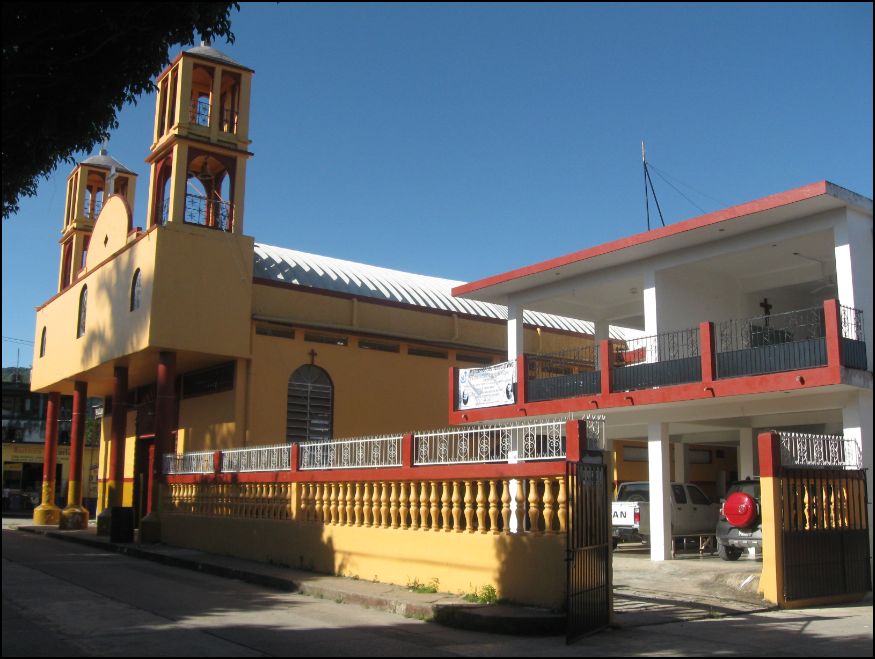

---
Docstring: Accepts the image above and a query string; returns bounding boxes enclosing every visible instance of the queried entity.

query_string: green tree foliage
[2,2,238,218]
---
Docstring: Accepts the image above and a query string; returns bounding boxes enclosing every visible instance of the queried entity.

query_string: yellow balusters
[476,481,487,533]
[441,481,451,532]
[390,481,400,529]
[430,482,440,531]
[420,481,430,531]
[452,481,462,532]
[514,480,525,532]
[528,478,541,533]
[410,482,421,530]
[354,483,363,526]
[542,477,555,533]
[399,480,409,529]
[380,481,390,528]
[346,482,355,526]
[557,476,567,533]
[362,482,372,527]
[501,480,511,533]
[464,481,475,533]
[371,482,381,527]
[488,480,499,534]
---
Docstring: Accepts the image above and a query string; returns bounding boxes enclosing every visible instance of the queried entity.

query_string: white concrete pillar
[648,422,672,561]
[644,271,659,362]
[738,428,755,481]
[507,301,525,362]
[843,391,873,569]
[673,442,688,483]
[834,210,873,370]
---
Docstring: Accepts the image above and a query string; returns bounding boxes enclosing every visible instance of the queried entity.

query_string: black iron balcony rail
[611,328,701,392]
[190,99,210,127]
[840,305,867,370]
[715,306,827,378]
[183,193,232,231]
[526,346,599,402]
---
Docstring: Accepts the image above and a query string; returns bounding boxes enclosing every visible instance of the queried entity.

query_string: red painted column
[60,381,89,529]
[700,321,716,382]
[824,299,842,369]
[565,419,585,462]
[98,366,128,535]
[33,392,61,525]
[141,351,176,543]
[599,340,613,396]
[402,433,414,469]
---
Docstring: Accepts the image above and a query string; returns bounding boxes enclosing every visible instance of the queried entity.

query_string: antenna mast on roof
[642,141,665,230]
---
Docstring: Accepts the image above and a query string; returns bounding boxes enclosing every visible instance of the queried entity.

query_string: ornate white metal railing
[779,432,862,470]
[298,435,403,471]
[163,450,214,475]
[222,444,291,473]
[415,419,593,465]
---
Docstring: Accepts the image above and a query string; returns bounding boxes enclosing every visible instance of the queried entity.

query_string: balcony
[160,193,233,231]
[452,300,868,420]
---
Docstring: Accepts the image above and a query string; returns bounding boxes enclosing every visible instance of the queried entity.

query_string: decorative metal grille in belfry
[566,460,611,643]
[222,444,291,473]
[162,451,214,475]
[298,435,402,470]
[183,193,232,231]
[715,306,827,378]
[778,432,862,470]
[414,420,566,465]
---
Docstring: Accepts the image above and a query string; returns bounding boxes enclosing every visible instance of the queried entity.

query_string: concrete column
[60,381,89,530]
[593,318,610,369]
[507,301,525,362]
[843,391,873,570]
[647,422,672,561]
[168,142,189,224]
[33,392,61,525]
[834,210,873,370]
[673,442,688,484]
[738,428,756,480]
[643,271,658,336]
[97,366,128,536]
[140,352,177,544]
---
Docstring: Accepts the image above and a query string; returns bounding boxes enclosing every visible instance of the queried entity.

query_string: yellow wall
[178,389,238,451]
[162,514,566,609]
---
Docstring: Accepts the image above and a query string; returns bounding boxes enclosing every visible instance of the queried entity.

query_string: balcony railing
[183,193,232,231]
[526,346,599,402]
[190,99,210,127]
[778,432,861,470]
[716,306,826,378]
[163,450,214,475]
[299,435,403,470]
[611,328,701,392]
[222,444,291,473]
[840,305,867,370]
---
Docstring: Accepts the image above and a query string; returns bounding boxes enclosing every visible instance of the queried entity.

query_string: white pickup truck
[612,481,720,547]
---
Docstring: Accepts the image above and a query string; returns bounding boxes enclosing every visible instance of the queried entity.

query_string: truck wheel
[718,542,742,561]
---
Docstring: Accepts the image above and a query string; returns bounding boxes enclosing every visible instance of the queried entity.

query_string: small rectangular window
[181,362,235,399]
[359,340,400,353]
[256,325,295,339]
[304,332,348,346]
[408,347,448,360]
[456,353,493,365]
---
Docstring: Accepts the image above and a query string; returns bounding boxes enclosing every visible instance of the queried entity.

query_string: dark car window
[672,484,687,504]
[688,485,710,505]
[728,481,761,499]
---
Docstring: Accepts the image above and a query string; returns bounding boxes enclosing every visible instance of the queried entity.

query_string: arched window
[40,327,46,358]
[77,286,87,338]
[286,365,333,443]
[130,269,142,311]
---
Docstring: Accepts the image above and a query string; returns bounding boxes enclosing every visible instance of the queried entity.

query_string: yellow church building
[28,44,598,539]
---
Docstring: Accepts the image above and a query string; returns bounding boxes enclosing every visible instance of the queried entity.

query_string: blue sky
[2,2,872,367]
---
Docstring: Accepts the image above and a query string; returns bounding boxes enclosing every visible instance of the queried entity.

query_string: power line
[3,336,34,346]
[647,161,728,210]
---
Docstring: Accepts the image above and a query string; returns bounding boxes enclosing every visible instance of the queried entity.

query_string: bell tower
[58,149,137,292]
[145,43,254,234]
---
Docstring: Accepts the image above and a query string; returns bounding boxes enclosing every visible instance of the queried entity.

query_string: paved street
[2,529,872,657]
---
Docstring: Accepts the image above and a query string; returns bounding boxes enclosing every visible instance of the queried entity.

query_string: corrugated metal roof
[254,243,639,340]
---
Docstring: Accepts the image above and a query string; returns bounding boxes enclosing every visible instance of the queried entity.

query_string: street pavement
[2,521,872,656]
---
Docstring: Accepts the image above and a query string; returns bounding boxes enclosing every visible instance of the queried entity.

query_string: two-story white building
[449,181,873,561]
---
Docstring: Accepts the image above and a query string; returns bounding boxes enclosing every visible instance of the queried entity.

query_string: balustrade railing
[414,420,566,465]
[611,328,700,391]
[298,435,403,470]
[222,444,291,472]
[163,450,214,475]
[183,193,232,231]
[526,346,600,402]
[716,306,826,378]
[779,432,862,470]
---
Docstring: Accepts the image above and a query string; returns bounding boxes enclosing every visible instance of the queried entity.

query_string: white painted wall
[654,265,746,333]
[834,208,874,369]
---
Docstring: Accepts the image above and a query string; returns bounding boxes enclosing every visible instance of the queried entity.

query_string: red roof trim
[452,181,830,298]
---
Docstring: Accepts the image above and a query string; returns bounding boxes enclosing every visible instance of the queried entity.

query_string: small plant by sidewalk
[463,584,498,604]
[407,577,440,593]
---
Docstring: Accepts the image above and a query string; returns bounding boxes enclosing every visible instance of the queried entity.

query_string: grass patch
[463,584,498,604]
[407,577,440,594]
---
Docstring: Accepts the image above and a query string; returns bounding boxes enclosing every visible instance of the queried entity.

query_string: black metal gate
[780,468,871,601]
[566,458,611,643]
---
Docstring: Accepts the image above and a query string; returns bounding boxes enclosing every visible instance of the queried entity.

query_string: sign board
[458,360,516,410]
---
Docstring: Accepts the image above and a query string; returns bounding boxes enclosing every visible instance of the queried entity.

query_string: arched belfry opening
[145,43,253,234]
